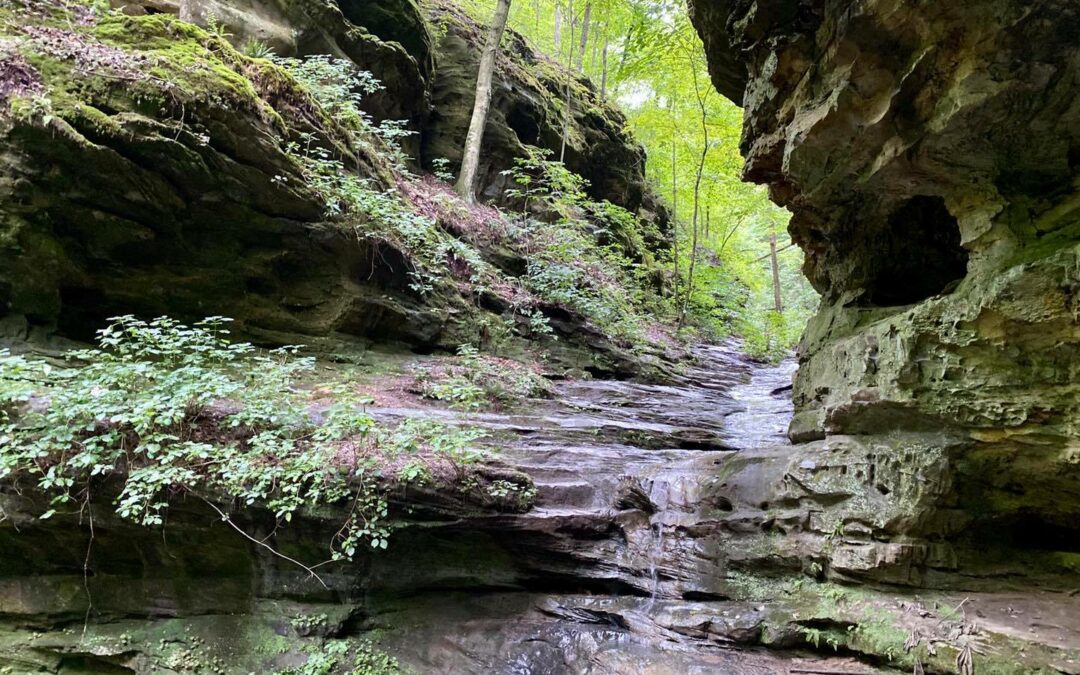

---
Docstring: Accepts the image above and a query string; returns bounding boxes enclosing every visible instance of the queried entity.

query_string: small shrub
[500,146,655,347]
[272,55,414,167]
[487,478,537,509]
[290,613,329,634]
[431,157,455,183]
[276,638,400,675]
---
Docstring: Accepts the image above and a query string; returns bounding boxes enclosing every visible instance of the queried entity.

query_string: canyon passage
[1,0,1078,673]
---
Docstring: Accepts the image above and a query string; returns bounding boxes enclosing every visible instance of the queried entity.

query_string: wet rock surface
[4,343,1078,673]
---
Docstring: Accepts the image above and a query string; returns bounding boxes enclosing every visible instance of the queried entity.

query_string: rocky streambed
[3,343,1078,673]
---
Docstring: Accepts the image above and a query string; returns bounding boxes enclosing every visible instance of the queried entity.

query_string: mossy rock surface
[0,5,464,349]
[421,0,669,244]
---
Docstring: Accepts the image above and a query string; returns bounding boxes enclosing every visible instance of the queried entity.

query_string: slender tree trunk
[613,25,633,94]
[680,47,713,326]
[534,0,540,33]
[576,2,591,71]
[455,0,514,203]
[670,134,679,301]
[559,0,574,162]
[600,31,608,97]
[590,18,600,71]
[681,114,708,326]
[681,204,701,327]
[769,232,784,314]
[553,3,562,55]
[719,221,740,255]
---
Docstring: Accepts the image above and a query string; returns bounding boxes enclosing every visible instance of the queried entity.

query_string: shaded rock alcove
[859,195,968,307]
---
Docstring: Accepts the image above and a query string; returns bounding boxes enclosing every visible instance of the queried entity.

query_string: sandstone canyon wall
[690,0,1080,585]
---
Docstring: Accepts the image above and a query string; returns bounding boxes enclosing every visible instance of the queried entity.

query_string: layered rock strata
[689,0,1080,582]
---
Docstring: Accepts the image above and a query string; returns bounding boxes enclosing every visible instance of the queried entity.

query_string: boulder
[119,0,434,127]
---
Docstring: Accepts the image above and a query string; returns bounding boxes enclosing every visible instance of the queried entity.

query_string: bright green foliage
[286,147,485,295]
[0,316,482,558]
[741,310,806,363]
[273,55,413,167]
[411,344,551,410]
[387,418,485,464]
[487,478,536,503]
[503,149,661,344]
[349,640,403,675]
[270,59,492,296]
[277,638,401,675]
[290,613,330,634]
[457,0,820,355]
[274,61,660,350]
[503,147,589,212]
[241,37,274,59]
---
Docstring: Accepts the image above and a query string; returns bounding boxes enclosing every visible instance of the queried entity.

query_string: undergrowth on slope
[502,148,664,344]
[273,56,667,354]
[0,316,510,562]
[269,56,503,299]
[410,344,551,410]
[277,638,402,675]
[272,54,414,169]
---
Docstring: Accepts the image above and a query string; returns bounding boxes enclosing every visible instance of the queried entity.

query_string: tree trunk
[680,48,713,326]
[769,232,784,314]
[590,18,600,71]
[670,133,679,301]
[617,24,630,89]
[559,0,574,163]
[553,3,562,55]
[600,31,608,97]
[576,2,591,71]
[681,207,700,327]
[681,104,709,326]
[455,0,514,203]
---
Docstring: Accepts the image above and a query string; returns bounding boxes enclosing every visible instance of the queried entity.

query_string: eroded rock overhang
[689,0,1080,582]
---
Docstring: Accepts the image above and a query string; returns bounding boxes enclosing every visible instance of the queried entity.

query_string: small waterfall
[646,521,665,611]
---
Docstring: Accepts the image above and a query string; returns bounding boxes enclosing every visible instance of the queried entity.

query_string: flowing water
[646,522,665,611]
[724,358,798,450]
[367,343,883,673]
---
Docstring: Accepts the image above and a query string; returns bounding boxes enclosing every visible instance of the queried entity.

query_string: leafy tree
[461,0,819,356]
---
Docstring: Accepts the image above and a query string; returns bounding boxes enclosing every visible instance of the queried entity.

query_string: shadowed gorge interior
[0,0,1078,673]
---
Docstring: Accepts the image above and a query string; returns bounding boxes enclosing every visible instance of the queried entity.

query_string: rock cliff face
[2,0,665,368]
[421,0,664,220]
[690,0,1080,583]
[0,8,442,347]
[119,0,434,126]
